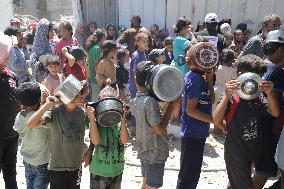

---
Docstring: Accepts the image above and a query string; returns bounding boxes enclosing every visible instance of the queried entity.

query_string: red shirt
[63,62,86,81]
[55,37,78,66]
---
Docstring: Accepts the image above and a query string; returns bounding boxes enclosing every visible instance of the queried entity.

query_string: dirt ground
[0,125,278,189]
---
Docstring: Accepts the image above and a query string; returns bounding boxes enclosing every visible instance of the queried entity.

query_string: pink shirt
[55,37,78,66]
[43,74,65,94]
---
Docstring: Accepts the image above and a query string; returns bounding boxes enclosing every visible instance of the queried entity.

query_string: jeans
[23,162,49,189]
[0,135,18,189]
[176,137,206,189]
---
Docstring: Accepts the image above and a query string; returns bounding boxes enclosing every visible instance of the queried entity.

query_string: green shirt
[88,44,102,84]
[90,123,125,177]
[14,111,51,166]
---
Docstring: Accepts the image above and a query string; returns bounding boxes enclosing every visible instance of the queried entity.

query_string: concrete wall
[0,0,13,31]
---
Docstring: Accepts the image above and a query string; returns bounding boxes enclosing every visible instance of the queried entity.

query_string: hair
[164,37,173,46]
[16,82,41,107]
[86,29,105,50]
[116,48,129,61]
[132,15,141,25]
[135,61,155,87]
[224,32,234,39]
[195,20,206,32]
[25,33,34,45]
[262,14,281,27]
[46,55,60,66]
[235,54,267,76]
[59,21,73,36]
[263,42,284,56]
[174,17,191,34]
[135,32,148,42]
[220,49,235,64]
[89,21,97,28]
[236,23,247,32]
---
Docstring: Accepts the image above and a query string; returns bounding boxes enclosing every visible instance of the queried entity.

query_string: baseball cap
[266,30,284,43]
[0,32,15,64]
[205,13,219,23]
[148,49,165,62]
[4,26,26,36]
[102,40,118,51]
[10,17,20,23]
[220,23,231,35]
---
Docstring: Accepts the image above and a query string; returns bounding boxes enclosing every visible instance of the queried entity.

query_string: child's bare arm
[87,106,100,145]
[27,96,58,128]
[62,47,75,67]
[213,80,240,126]
[120,107,129,144]
[187,99,213,123]
[260,80,280,117]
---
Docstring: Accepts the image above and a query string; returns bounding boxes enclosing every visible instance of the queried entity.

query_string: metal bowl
[236,72,261,100]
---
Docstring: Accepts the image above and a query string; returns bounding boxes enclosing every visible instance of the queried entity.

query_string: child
[163,37,174,65]
[106,23,117,41]
[128,32,148,98]
[213,54,279,189]
[130,61,179,189]
[171,17,193,76]
[27,89,86,189]
[87,29,105,101]
[96,40,118,89]
[176,48,215,189]
[213,49,237,108]
[0,32,19,189]
[43,55,65,93]
[224,32,234,48]
[55,21,78,66]
[14,81,51,189]
[148,49,166,65]
[86,91,129,189]
[116,48,130,103]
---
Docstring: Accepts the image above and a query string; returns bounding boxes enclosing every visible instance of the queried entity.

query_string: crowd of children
[0,12,284,189]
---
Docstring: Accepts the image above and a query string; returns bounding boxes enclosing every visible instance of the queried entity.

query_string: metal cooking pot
[87,97,123,127]
[53,74,85,104]
[236,72,261,100]
[186,42,219,73]
[146,64,184,102]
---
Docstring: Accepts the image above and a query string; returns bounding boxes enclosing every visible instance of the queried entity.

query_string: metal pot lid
[236,72,261,100]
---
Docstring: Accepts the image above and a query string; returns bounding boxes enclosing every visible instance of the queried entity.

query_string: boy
[148,49,166,65]
[14,82,51,189]
[43,55,64,93]
[0,31,19,189]
[129,33,148,98]
[130,61,179,189]
[176,48,215,189]
[86,93,129,189]
[27,89,86,189]
[213,54,279,189]
[96,40,118,89]
[163,37,174,65]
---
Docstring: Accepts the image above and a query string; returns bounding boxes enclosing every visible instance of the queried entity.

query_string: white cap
[205,13,219,23]
[39,54,53,65]
[0,32,15,64]
[220,23,231,35]
[266,30,284,43]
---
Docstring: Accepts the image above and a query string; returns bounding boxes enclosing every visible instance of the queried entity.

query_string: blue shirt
[263,60,284,93]
[163,49,173,65]
[8,46,30,84]
[129,50,147,98]
[171,36,190,76]
[180,71,212,138]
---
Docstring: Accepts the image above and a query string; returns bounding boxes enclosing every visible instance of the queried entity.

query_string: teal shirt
[14,111,51,166]
[90,123,125,177]
[171,36,190,76]
[88,44,102,84]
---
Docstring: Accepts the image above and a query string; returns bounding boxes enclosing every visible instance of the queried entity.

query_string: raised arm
[62,47,76,67]
[86,106,100,145]
[260,80,280,117]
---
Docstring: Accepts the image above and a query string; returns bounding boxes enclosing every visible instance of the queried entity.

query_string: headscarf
[74,23,88,49]
[31,18,52,60]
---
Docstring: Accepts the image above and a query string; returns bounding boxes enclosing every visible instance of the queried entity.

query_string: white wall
[0,0,13,31]
[117,0,284,36]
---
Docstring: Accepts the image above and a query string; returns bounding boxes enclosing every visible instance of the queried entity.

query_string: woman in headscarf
[105,23,117,41]
[74,22,88,50]
[30,18,53,83]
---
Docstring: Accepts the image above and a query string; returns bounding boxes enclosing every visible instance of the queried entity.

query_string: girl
[30,18,54,83]
[55,21,78,66]
[229,29,246,56]
[89,21,98,35]
[105,23,117,41]
[74,23,88,50]
[87,29,105,101]
[171,17,193,76]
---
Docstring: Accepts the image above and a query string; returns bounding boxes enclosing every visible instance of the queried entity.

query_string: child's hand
[46,96,59,108]
[82,148,93,168]
[225,80,240,97]
[260,80,273,95]
[86,106,96,119]
[122,104,130,118]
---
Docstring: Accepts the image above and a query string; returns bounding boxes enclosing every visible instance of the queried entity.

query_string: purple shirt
[129,50,147,98]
